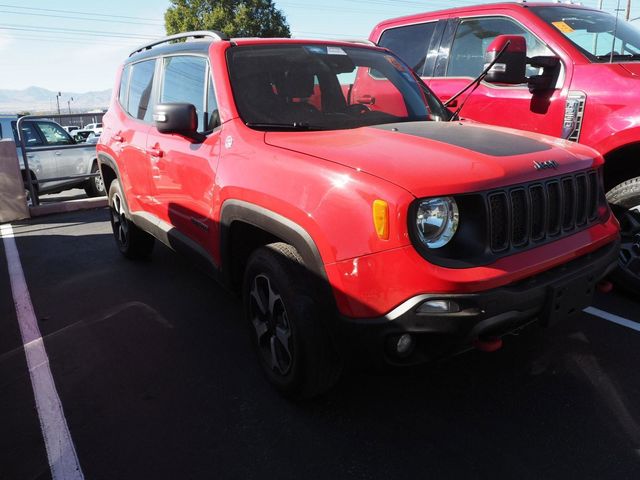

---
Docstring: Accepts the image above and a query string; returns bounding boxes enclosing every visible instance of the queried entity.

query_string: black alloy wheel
[249,274,294,376]
[108,180,154,259]
[243,243,342,399]
[614,207,640,291]
[607,176,640,292]
[111,190,130,249]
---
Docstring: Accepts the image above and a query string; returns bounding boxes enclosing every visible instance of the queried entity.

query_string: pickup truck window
[37,122,74,146]
[11,121,44,146]
[531,6,640,61]
[378,22,436,75]
[447,17,552,78]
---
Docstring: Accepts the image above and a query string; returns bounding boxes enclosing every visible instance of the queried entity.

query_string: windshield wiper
[245,122,319,131]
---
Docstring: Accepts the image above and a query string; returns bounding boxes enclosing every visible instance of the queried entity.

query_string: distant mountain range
[0,86,112,114]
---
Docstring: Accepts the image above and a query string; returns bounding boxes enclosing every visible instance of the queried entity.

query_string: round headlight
[415,197,459,248]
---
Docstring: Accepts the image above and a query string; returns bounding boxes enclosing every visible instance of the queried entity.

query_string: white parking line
[584,306,640,333]
[0,224,84,480]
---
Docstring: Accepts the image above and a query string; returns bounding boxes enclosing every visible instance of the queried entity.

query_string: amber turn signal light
[372,199,389,240]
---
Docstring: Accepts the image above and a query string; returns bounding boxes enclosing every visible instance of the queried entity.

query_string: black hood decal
[371,122,552,157]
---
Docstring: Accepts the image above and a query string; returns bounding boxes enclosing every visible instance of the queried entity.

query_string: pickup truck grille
[488,170,600,253]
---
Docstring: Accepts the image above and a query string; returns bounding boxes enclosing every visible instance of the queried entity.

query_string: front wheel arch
[219,200,329,288]
[603,143,640,192]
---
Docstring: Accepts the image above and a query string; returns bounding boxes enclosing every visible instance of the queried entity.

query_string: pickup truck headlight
[416,197,459,249]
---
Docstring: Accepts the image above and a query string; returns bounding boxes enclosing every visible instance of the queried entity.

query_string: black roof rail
[129,30,229,57]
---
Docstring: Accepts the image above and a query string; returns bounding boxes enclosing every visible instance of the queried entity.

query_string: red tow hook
[597,280,614,294]
[473,336,503,353]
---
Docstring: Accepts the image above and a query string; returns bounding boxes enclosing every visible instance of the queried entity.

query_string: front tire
[108,180,154,259]
[607,176,640,292]
[243,242,342,399]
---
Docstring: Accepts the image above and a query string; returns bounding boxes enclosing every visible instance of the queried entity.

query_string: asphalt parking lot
[2,208,640,480]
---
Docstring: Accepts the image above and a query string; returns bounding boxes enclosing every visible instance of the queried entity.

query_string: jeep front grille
[488,170,601,253]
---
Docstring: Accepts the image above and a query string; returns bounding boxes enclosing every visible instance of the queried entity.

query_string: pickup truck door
[424,16,568,137]
[12,121,56,190]
[35,121,88,191]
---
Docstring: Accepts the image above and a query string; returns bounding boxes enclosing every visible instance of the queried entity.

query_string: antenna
[610,0,622,63]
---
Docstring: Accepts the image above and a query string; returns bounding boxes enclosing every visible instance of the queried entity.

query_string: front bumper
[334,238,619,367]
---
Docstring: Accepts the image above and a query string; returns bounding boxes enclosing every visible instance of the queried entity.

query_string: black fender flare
[219,199,328,284]
[97,152,125,204]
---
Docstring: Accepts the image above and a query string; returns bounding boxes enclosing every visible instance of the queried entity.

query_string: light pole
[55,91,61,116]
[67,97,74,114]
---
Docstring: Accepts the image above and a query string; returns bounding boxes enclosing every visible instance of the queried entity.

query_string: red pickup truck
[370,2,640,289]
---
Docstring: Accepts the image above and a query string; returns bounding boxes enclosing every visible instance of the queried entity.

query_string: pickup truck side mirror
[484,35,527,85]
[153,103,203,142]
[527,56,561,94]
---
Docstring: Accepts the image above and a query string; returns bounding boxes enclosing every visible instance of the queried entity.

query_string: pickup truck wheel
[243,242,342,399]
[108,180,154,259]
[84,162,106,197]
[607,176,640,292]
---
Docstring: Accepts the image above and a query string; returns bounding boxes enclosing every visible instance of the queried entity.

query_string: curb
[29,197,108,217]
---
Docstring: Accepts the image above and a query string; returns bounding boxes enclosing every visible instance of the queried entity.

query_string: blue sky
[0,0,627,93]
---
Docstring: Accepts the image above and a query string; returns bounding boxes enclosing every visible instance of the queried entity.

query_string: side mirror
[153,103,202,141]
[527,56,561,93]
[484,35,527,84]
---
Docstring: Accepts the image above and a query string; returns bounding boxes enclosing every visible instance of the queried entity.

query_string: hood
[264,121,599,197]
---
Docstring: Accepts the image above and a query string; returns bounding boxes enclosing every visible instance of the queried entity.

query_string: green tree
[165,0,290,38]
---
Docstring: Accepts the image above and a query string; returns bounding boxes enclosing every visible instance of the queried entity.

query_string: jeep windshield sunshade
[227,44,449,130]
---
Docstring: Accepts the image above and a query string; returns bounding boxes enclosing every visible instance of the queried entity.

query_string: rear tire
[606,176,640,292]
[243,242,342,399]
[85,162,106,197]
[108,180,154,259]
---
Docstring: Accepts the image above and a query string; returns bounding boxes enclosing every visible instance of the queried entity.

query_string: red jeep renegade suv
[97,31,619,398]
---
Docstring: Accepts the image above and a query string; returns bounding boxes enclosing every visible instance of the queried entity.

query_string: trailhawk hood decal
[264,121,599,197]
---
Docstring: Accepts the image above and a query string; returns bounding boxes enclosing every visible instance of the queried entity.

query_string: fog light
[416,299,461,314]
[396,334,414,357]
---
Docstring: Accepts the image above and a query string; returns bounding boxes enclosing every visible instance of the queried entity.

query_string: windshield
[532,6,640,62]
[227,44,450,130]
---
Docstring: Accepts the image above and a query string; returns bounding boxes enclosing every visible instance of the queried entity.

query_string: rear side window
[378,22,436,75]
[447,17,552,78]
[160,56,207,132]
[11,121,44,146]
[127,59,156,122]
[118,65,131,108]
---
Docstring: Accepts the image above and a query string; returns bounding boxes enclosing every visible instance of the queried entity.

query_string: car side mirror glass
[154,103,202,141]
[484,35,527,85]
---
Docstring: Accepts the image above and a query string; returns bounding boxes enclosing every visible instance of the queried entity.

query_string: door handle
[146,147,164,158]
[355,94,375,105]
[55,151,62,156]
[113,134,124,142]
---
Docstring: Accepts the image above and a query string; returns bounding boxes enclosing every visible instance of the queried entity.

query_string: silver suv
[0,115,105,200]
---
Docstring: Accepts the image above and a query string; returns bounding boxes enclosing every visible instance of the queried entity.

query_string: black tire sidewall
[243,247,310,395]
[108,179,131,255]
